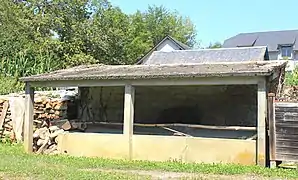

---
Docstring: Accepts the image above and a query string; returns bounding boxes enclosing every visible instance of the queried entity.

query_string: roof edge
[20,60,288,83]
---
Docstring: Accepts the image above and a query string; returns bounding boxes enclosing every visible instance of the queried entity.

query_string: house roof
[169,36,191,50]
[136,35,190,64]
[223,29,298,51]
[142,46,268,65]
[20,61,287,82]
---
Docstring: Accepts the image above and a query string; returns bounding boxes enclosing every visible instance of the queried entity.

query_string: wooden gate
[268,93,298,167]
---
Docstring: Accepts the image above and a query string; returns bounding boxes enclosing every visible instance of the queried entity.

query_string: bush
[0,76,24,95]
[285,68,298,86]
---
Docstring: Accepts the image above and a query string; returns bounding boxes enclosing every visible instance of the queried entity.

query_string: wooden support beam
[257,78,267,166]
[268,93,276,168]
[123,84,135,160]
[24,83,34,153]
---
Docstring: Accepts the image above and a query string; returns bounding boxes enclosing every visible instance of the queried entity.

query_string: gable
[156,39,182,52]
[136,35,190,64]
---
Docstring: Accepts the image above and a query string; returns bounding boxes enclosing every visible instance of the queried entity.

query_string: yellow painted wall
[57,133,256,165]
[133,135,256,165]
[57,132,129,159]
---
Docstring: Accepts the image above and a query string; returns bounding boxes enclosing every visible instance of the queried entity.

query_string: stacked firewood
[33,97,70,129]
[0,91,79,149]
[0,99,14,141]
[33,126,64,154]
[276,86,298,102]
[33,121,87,154]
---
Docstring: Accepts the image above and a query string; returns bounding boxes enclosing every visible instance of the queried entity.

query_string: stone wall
[78,87,124,123]
[78,85,257,126]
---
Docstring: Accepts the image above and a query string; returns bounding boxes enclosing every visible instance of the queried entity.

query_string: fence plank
[275,101,298,162]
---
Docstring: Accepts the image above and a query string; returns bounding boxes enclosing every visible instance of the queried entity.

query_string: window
[280,45,293,58]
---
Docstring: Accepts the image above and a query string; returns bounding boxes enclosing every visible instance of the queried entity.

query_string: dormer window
[279,45,293,59]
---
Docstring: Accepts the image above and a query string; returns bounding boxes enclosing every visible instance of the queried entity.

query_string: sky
[110,0,298,47]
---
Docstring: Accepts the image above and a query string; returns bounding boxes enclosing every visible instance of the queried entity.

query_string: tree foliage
[0,0,197,82]
[207,42,222,49]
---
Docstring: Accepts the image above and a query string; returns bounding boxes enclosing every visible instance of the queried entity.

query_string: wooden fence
[269,94,298,167]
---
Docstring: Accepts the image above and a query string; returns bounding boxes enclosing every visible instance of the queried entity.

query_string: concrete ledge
[133,135,256,165]
[57,133,256,165]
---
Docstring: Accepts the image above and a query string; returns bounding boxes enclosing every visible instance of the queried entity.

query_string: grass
[1,144,298,179]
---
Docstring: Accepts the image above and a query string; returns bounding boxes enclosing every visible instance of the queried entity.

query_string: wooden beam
[95,122,256,131]
[123,84,135,160]
[29,76,259,87]
[268,93,276,168]
[257,78,267,166]
[24,83,34,153]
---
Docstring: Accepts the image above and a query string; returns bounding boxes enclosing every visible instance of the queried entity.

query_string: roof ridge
[238,29,298,35]
[152,46,267,52]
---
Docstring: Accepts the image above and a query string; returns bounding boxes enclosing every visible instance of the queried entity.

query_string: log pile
[33,126,64,154]
[33,120,87,154]
[33,97,74,129]
[0,91,79,154]
[0,99,14,142]
[276,86,298,102]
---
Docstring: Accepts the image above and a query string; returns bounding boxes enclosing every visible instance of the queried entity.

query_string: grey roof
[142,46,268,65]
[20,61,287,82]
[223,29,298,51]
[136,35,190,64]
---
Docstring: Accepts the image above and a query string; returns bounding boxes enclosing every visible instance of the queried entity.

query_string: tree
[0,0,198,78]
[125,5,197,63]
[207,42,222,49]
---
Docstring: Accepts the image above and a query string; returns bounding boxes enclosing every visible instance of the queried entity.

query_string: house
[223,29,298,71]
[136,35,190,64]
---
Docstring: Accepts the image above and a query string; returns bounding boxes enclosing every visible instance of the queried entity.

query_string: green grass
[1,143,298,179]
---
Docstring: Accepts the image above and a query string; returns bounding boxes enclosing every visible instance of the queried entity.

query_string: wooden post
[257,79,267,166]
[24,83,34,153]
[268,93,276,168]
[123,84,135,160]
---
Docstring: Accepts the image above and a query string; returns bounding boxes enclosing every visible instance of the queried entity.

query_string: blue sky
[110,0,298,47]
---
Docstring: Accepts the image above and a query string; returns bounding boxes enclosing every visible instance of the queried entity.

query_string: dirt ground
[83,168,286,180]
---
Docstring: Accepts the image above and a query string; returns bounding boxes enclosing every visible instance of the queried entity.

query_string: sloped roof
[136,35,190,64]
[168,36,190,50]
[20,60,286,82]
[142,46,268,65]
[223,29,298,51]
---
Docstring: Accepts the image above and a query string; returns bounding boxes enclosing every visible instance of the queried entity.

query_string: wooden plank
[257,78,266,166]
[276,148,298,156]
[95,122,256,131]
[0,101,9,128]
[276,153,298,162]
[276,139,298,144]
[276,133,298,139]
[161,126,192,137]
[275,102,298,108]
[268,93,276,162]
[276,145,298,150]
[123,84,135,160]
[24,83,34,153]
[276,126,298,135]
